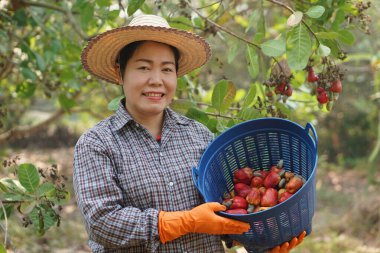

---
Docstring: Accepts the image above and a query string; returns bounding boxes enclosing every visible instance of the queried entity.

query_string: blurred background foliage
[0,0,380,252]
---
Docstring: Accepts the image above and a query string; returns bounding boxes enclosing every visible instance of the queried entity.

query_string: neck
[128,109,165,139]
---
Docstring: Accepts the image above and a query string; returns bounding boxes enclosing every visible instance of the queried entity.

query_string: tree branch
[18,0,89,40]
[0,109,65,145]
[185,0,286,74]
[266,0,320,46]
[185,0,261,50]
[19,0,77,14]
[205,112,245,121]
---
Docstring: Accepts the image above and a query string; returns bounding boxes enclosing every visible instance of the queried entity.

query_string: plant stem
[19,0,89,40]
[266,0,320,46]
[0,200,8,247]
[185,0,261,50]
[205,112,245,121]
[185,1,286,74]
[19,0,71,13]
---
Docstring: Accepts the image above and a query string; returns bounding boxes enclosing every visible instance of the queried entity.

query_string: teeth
[145,93,162,97]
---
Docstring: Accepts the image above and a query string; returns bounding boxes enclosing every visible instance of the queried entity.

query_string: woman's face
[122,41,177,119]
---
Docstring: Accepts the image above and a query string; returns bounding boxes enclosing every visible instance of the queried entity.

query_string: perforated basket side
[193,118,318,251]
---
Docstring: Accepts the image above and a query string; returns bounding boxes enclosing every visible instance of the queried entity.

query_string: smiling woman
[120,41,178,137]
[73,14,304,253]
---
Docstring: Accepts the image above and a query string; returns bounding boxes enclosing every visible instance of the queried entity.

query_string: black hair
[116,41,180,80]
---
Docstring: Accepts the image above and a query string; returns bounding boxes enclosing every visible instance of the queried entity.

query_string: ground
[1,145,380,253]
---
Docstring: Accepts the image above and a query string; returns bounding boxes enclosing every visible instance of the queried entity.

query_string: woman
[74,14,305,253]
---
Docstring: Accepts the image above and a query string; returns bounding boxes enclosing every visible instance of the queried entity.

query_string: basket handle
[305,122,318,149]
[191,167,202,193]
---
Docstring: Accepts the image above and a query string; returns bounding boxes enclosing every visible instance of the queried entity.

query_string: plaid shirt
[73,101,225,253]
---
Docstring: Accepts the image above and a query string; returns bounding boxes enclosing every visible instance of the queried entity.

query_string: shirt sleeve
[73,132,160,251]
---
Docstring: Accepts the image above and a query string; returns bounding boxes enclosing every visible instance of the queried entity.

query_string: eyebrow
[134,58,175,66]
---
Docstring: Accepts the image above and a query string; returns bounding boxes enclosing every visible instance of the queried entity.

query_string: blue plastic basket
[192,118,318,253]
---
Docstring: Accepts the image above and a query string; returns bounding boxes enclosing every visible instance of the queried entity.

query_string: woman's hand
[269,231,306,253]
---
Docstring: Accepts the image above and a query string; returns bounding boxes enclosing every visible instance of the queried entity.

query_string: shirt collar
[111,99,191,131]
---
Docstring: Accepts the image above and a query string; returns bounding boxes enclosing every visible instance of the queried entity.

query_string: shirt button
[169,181,174,186]
[159,152,163,157]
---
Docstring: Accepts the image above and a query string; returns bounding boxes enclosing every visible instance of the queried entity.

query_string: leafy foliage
[0,0,372,140]
[0,0,375,250]
[0,157,69,250]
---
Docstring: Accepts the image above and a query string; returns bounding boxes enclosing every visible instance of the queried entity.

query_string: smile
[143,92,164,97]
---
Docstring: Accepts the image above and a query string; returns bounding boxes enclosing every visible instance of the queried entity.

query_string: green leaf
[192,17,204,29]
[127,0,145,16]
[318,44,331,56]
[20,201,37,214]
[0,178,26,193]
[96,0,111,7]
[206,118,218,133]
[0,242,7,253]
[58,94,76,110]
[337,29,355,45]
[321,38,340,58]
[140,3,153,14]
[170,99,194,115]
[13,9,28,27]
[261,38,286,57]
[34,53,46,71]
[287,11,303,27]
[246,45,259,79]
[30,205,58,235]
[177,76,187,91]
[80,3,95,28]
[168,16,192,30]
[38,182,56,198]
[243,84,257,107]
[275,102,291,116]
[18,163,40,193]
[228,40,239,64]
[305,6,325,18]
[56,190,71,205]
[0,204,13,220]
[287,24,312,70]
[16,82,36,99]
[253,5,266,43]
[108,9,120,20]
[227,119,237,128]
[316,32,340,39]
[216,120,229,133]
[21,67,37,81]
[2,192,29,201]
[51,39,62,53]
[107,95,124,111]
[211,80,236,113]
[186,107,209,126]
[332,9,345,30]
[239,108,260,120]
[246,10,259,33]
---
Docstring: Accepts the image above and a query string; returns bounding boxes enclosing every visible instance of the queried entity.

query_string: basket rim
[195,118,318,193]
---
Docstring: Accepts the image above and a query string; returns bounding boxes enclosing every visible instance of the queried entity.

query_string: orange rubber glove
[269,231,306,253]
[158,202,250,243]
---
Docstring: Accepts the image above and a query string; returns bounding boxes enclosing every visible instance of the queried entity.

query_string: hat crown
[128,14,170,28]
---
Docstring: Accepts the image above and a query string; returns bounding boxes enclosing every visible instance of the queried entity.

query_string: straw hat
[81,14,211,84]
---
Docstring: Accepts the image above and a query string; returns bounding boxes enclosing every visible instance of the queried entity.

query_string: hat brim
[81,26,211,84]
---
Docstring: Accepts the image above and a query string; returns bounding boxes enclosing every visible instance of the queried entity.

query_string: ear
[114,65,123,85]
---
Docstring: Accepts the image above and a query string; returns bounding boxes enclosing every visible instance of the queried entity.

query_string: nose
[148,69,163,86]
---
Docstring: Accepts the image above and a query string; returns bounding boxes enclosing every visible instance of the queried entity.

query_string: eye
[163,67,175,73]
[138,66,150,71]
